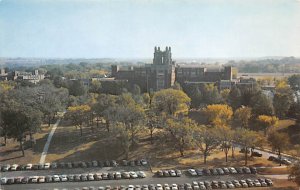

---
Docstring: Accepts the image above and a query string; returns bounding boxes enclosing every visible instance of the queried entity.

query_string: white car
[129,171,138,179]
[169,170,176,177]
[60,175,68,182]
[53,175,60,182]
[2,164,10,171]
[44,162,50,169]
[10,164,19,171]
[128,185,135,190]
[171,184,178,190]
[188,169,197,176]
[38,176,46,183]
[30,176,39,183]
[26,164,33,170]
[140,159,148,166]
[164,184,170,190]
[156,184,163,190]
[1,177,8,185]
[88,173,95,181]
[137,171,146,178]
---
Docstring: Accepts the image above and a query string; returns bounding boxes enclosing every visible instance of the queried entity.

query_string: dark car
[252,151,262,157]
[80,162,87,168]
[38,164,44,170]
[111,160,118,167]
[108,173,115,180]
[81,174,88,181]
[203,168,211,175]
[58,162,65,168]
[195,169,203,176]
[135,160,142,166]
[163,170,170,177]
[216,168,224,175]
[15,177,23,184]
[129,160,135,166]
[21,177,29,184]
[249,166,257,174]
[235,167,244,174]
[45,175,53,183]
[211,181,219,189]
[240,148,250,154]
[156,170,164,177]
[210,168,218,175]
[268,156,276,161]
[102,173,109,180]
[222,167,230,174]
[72,161,80,168]
[243,167,251,174]
[105,160,111,167]
[98,161,104,167]
[74,175,81,182]
[32,164,39,170]
[87,161,93,167]
[122,160,128,166]
[175,170,182,177]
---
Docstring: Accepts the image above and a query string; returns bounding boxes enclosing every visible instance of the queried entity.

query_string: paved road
[1,173,258,190]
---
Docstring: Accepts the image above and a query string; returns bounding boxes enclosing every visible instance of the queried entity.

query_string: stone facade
[112,47,237,92]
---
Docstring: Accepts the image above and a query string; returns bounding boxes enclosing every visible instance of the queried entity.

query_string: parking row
[27,178,274,190]
[186,166,256,176]
[0,159,148,172]
[268,156,293,165]
[0,171,147,185]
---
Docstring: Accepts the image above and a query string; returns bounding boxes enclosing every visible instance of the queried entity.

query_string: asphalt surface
[1,173,258,190]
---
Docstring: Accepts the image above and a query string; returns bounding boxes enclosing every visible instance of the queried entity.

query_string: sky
[0,0,300,58]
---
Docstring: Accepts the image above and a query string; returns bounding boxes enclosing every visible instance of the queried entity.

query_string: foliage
[215,125,233,162]
[288,74,300,92]
[228,86,241,110]
[233,106,252,128]
[273,80,294,118]
[250,93,274,116]
[268,132,290,165]
[66,105,91,136]
[152,89,191,116]
[193,126,219,164]
[257,115,279,136]
[289,162,300,187]
[203,104,233,126]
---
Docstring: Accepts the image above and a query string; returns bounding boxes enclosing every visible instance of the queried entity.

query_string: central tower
[153,46,172,65]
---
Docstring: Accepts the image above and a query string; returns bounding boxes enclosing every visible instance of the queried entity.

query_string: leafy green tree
[251,93,274,116]
[273,80,294,118]
[193,126,219,164]
[152,89,191,116]
[203,84,222,105]
[68,80,86,96]
[288,74,300,92]
[268,132,290,166]
[228,86,241,110]
[111,123,131,159]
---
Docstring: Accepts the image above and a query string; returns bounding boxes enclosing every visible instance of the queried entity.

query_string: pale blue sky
[0,0,300,58]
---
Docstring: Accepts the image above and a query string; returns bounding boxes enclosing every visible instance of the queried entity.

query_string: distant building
[112,46,238,92]
[0,68,8,81]
[11,70,45,84]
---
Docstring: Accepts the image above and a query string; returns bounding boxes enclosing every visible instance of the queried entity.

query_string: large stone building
[112,46,238,92]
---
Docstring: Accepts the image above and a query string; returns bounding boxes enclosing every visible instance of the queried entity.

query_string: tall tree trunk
[106,121,110,132]
[278,149,282,166]
[80,125,83,136]
[150,125,154,144]
[4,134,7,146]
[231,145,235,158]
[19,138,25,157]
[204,153,207,164]
[245,147,248,166]
[180,138,184,157]
[48,116,51,127]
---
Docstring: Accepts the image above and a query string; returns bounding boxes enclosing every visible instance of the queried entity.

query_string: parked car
[222,167,230,174]
[135,160,142,166]
[232,180,242,188]
[58,162,65,168]
[195,169,203,176]
[203,168,211,175]
[92,160,98,167]
[243,167,251,174]
[122,172,130,179]
[81,161,87,168]
[137,171,146,178]
[268,156,276,161]
[265,179,273,186]
[140,159,148,166]
[1,177,8,185]
[111,160,118,167]
[253,179,262,187]
[210,168,218,175]
[102,173,109,180]
[219,181,227,189]
[38,176,46,183]
[2,164,11,172]
[30,176,39,183]
[60,175,68,182]
[163,170,170,177]
[15,177,23,184]
[252,151,262,157]
[6,178,15,184]
[175,170,182,177]
[129,171,138,179]
[128,185,135,190]
[74,174,81,181]
[249,166,257,174]
[81,174,88,181]
[122,160,128,166]
[216,168,224,175]
[66,162,72,168]
[88,173,95,181]
[169,170,177,177]
[228,167,237,174]
[130,160,135,166]
[53,175,60,182]
[50,162,57,169]
[105,160,111,167]
[108,173,115,180]
[156,170,164,177]
[188,169,197,176]
[94,173,102,180]
[45,175,53,182]
[115,172,122,179]
[211,181,219,189]
[44,162,50,169]
[240,148,250,153]
[235,167,244,174]
[21,177,29,184]
[10,164,19,171]
[38,163,44,170]
[240,180,248,188]
[226,181,235,189]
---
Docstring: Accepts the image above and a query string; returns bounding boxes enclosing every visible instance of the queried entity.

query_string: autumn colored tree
[193,126,220,164]
[268,132,290,166]
[233,106,252,129]
[152,89,191,116]
[235,128,262,165]
[273,80,294,118]
[66,105,91,136]
[257,115,279,136]
[289,162,300,187]
[203,104,233,127]
[166,117,195,156]
[215,125,233,162]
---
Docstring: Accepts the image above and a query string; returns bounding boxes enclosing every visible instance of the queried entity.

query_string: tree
[268,132,290,166]
[288,74,300,92]
[215,125,233,162]
[152,89,191,116]
[203,104,233,127]
[66,105,91,136]
[68,80,86,96]
[203,84,222,105]
[257,115,279,136]
[166,117,195,156]
[193,126,219,164]
[220,89,230,103]
[228,86,241,110]
[145,110,160,144]
[235,128,262,165]
[233,106,252,129]
[289,162,300,187]
[111,123,131,159]
[251,93,274,116]
[273,80,294,118]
